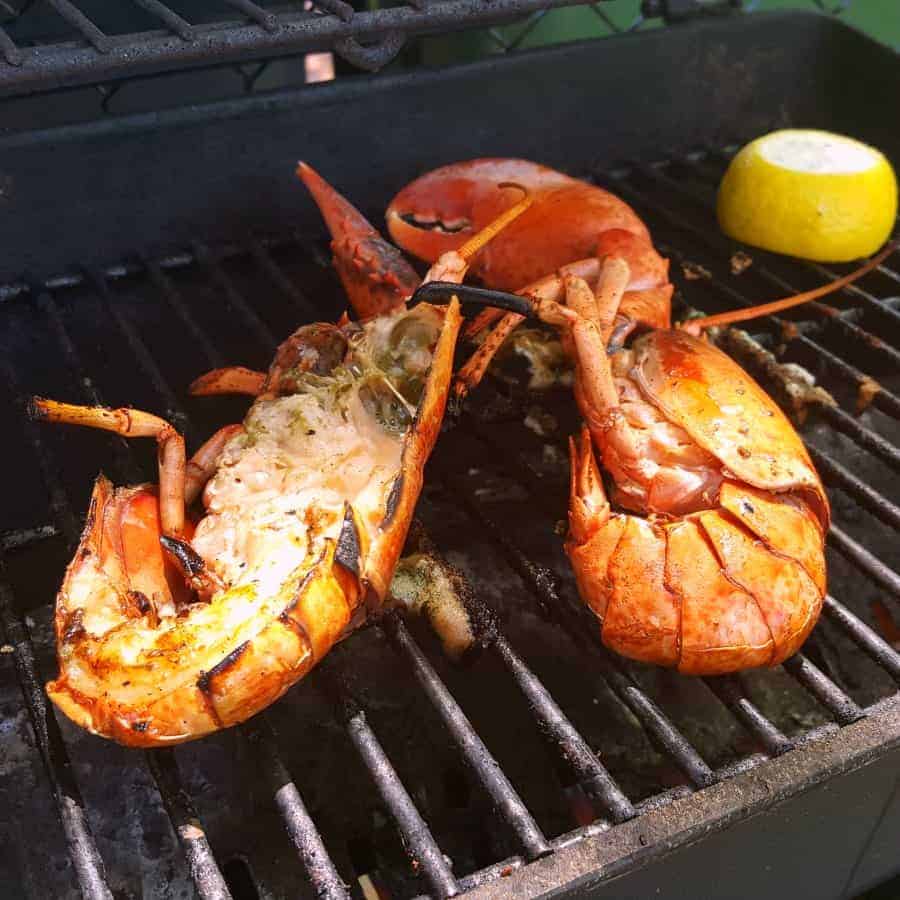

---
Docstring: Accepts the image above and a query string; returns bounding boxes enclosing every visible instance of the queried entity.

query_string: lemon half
[717,129,897,262]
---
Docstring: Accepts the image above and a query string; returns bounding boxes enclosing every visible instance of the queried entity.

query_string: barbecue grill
[2,4,900,899]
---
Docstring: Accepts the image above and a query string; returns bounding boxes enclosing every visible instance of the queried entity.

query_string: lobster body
[566,328,827,674]
[397,154,833,675]
[37,165,529,746]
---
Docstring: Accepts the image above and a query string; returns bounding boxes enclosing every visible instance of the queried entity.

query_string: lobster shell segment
[633,330,830,527]
[665,519,775,674]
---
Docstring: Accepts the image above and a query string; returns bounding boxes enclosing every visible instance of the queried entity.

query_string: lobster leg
[30,399,187,539]
[452,259,594,399]
[189,367,265,397]
[185,424,243,504]
[454,311,525,399]
[589,259,631,343]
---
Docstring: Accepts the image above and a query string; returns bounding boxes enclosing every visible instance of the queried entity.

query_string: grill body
[2,11,900,900]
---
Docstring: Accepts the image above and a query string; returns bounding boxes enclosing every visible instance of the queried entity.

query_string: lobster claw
[297,162,421,320]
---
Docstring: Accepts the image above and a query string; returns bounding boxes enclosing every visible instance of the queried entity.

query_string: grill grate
[2,150,900,899]
[0,1,869,122]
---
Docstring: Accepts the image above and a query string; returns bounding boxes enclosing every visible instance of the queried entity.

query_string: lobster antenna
[686,240,898,334]
[456,186,531,261]
[410,282,534,314]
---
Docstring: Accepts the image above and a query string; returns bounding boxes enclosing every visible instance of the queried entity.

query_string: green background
[417,1,900,66]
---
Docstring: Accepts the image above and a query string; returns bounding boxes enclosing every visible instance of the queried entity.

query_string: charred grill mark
[382,473,404,528]
[335,503,362,577]
[195,641,251,727]
[279,556,328,661]
[279,561,322,622]
[196,686,223,727]
[197,640,251,694]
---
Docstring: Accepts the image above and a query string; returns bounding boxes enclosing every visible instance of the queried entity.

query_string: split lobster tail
[36,169,533,747]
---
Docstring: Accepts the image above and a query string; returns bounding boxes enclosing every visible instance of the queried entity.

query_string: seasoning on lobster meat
[29,165,531,747]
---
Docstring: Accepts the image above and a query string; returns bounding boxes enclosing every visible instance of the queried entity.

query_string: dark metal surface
[0,0,868,108]
[0,0,592,98]
[2,13,900,900]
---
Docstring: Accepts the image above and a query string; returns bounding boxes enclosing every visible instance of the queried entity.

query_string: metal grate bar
[807,258,900,326]
[819,404,900,474]
[86,268,198,445]
[704,676,794,756]
[822,596,900,683]
[0,26,22,66]
[36,290,143,483]
[0,524,58,552]
[193,242,280,353]
[444,472,716,789]
[492,633,636,822]
[0,577,113,900]
[791,338,900,421]
[30,286,233,898]
[337,690,461,898]
[250,238,322,323]
[130,0,195,40]
[244,719,350,899]
[828,525,900,603]
[650,159,900,332]
[384,616,552,860]
[0,0,593,98]
[143,258,226,370]
[782,654,864,725]
[606,174,900,371]
[809,446,900,533]
[600,662,717,788]
[659,232,900,422]
[47,0,110,53]
[221,0,279,32]
[146,750,234,900]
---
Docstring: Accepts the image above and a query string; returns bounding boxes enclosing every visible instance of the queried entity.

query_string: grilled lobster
[405,158,894,674]
[31,164,530,746]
